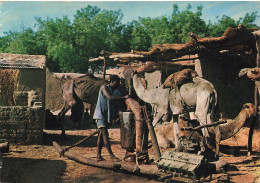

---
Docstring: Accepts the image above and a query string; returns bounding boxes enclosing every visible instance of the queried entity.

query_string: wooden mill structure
[90,25,260,155]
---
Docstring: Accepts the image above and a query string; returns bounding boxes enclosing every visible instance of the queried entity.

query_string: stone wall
[0,106,44,144]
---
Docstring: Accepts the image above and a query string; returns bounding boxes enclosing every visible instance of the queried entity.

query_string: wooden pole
[62,131,99,154]
[142,106,161,161]
[53,141,162,176]
[103,56,107,80]
[181,120,227,131]
[248,35,260,155]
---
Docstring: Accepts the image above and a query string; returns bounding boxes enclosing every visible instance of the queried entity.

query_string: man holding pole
[93,75,128,162]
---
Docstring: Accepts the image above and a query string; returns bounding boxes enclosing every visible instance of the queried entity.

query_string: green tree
[129,3,209,51]
[208,15,238,37]
[169,4,209,43]
[135,16,172,46]
[208,12,259,37]
[130,19,151,51]
[36,16,77,72]
[7,29,40,55]
[0,34,13,53]
[0,4,259,73]
[120,22,134,52]
[0,28,42,55]
[72,6,126,72]
[239,12,259,28]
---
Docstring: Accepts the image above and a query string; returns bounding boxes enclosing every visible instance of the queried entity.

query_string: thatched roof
[90,25,259,63]
[0,53,46,69]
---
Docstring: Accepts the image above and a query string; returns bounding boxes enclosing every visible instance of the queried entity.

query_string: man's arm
[101,85,128,100]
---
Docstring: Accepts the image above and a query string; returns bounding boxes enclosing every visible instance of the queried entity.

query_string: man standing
[93,75,128,162]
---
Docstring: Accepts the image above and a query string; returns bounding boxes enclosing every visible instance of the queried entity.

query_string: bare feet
[97,154,105,162]
[110,155,121,162]
[97,157,105,162]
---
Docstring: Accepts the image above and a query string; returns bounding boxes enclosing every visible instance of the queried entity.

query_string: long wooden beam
[248,34,260,155]
[52,141,193,182]
[181,121,227,131]
[53,141,161,177]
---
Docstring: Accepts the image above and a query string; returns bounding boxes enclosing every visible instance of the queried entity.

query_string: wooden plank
[89,56,104,62]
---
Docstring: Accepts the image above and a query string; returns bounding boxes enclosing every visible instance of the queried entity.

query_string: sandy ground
[0,114,259,183]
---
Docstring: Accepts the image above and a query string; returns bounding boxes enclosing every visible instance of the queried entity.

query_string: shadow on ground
[0,156,66,183]
[43,131,98,148]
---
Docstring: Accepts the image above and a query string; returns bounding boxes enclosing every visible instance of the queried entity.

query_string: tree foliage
[169,4,209,43]
[0,4,258,73]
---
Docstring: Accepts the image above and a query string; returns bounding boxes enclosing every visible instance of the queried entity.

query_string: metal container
[119,111,135,151]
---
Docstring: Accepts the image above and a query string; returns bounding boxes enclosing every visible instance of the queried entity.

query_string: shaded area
[0,156,66,183]
[1,127,259,183]
[43,131,98,148]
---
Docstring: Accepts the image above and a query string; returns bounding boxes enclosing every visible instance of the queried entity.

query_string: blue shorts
[96,119,110,129]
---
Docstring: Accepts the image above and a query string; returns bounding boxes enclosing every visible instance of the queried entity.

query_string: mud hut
[0,53,46,144]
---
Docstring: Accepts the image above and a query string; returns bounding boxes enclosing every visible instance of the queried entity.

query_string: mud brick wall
[0,106,44,144]
[45,69,64,111]
[198,52,255,118]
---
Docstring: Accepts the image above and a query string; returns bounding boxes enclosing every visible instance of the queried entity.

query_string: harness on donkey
[163,68,198,118]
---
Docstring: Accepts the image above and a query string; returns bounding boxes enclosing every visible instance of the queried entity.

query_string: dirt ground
[0,115,260,183]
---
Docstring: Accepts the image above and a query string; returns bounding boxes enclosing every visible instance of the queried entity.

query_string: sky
[0,1,260,37]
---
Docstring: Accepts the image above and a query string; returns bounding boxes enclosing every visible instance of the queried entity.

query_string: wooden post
[100,50,112,80]
[142,106,161,161]
[103,56,107,80]
[248,35,260,155]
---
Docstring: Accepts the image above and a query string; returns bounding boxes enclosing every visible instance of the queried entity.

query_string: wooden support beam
[109,54,144,59]
[142,106,161,161]
[100,50,112,56]
[248,34,260,155]
[89,56,104,62]
[181,120,227,131]
[103,56,107,80]
[53,141,163,178]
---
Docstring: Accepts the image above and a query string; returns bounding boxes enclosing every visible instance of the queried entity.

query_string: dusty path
[0,125,259,183]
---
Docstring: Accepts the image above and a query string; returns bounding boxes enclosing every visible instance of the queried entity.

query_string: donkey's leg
[71,100,84,129]
[58,102,72,136]
[195,92,211,140]
[214,127,221,160]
